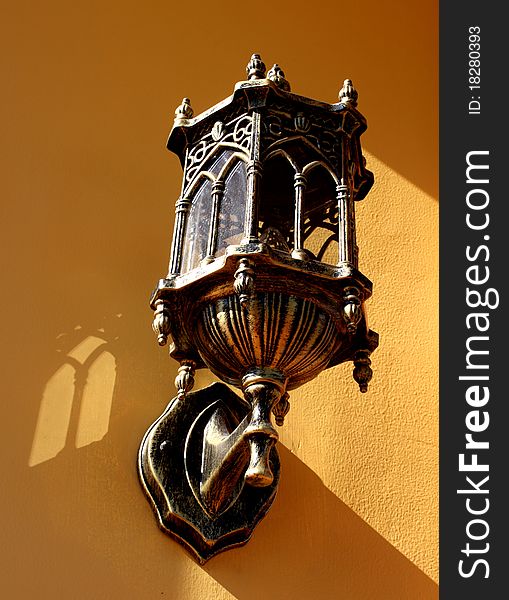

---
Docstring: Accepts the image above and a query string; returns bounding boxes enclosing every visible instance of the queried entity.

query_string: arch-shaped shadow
[206,444,438,600]
[28,319,121,467]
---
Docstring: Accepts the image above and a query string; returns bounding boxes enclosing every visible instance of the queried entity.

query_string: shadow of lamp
[138,54,379,563]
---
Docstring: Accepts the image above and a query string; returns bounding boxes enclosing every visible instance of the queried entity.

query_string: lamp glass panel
[209,150,231,177]
[181,179,212,272]
[216,160,247,256]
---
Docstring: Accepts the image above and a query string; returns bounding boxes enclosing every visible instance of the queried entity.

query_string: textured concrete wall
[282,151,439,580]
[2,1,437,598]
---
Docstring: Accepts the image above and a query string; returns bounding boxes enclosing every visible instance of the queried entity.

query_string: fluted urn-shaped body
[196,292,342,389]
[139,55,378,563]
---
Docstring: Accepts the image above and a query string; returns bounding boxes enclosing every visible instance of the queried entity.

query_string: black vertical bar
[441,2,507,597]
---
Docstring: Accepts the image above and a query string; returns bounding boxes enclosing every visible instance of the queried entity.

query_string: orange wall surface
[2,1,438,598]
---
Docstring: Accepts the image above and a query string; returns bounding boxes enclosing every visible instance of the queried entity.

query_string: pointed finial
[339,79,358,107]
[246,54,266,80]
[267,64,291,91]
[174,97,193,120]
[272,392,290,426]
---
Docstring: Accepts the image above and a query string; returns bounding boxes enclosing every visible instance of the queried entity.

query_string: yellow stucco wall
[2,1,437,598]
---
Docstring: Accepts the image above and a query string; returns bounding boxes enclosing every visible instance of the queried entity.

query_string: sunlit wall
[2,1,438,598]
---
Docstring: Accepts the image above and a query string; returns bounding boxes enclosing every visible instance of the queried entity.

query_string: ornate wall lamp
[138,54,378,563]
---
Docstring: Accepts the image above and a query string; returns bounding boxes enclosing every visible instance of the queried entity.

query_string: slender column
[242,110,262,243]
[337,136,355,267]
[293,173,307,252]
[205,180,225,261]
[336,183,351,265]
[168,196,192,275]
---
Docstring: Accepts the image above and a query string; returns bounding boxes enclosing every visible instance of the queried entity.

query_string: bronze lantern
[138,54,378,562]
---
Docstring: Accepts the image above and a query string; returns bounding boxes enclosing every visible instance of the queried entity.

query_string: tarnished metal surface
[139,383,279,563]
[139,54,378,562]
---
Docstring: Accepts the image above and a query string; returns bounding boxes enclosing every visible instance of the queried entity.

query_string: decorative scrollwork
[294,112,310,133]
[266,104,339,133]
[233,114,253,145]
[185,114,252,184]
[262,119,341,175]
[318,130,339,156]
[188,139,210,165]
[233,258,255,309]
[266,115,283,137]
[211,121,224,141]
[186,99,247,148]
